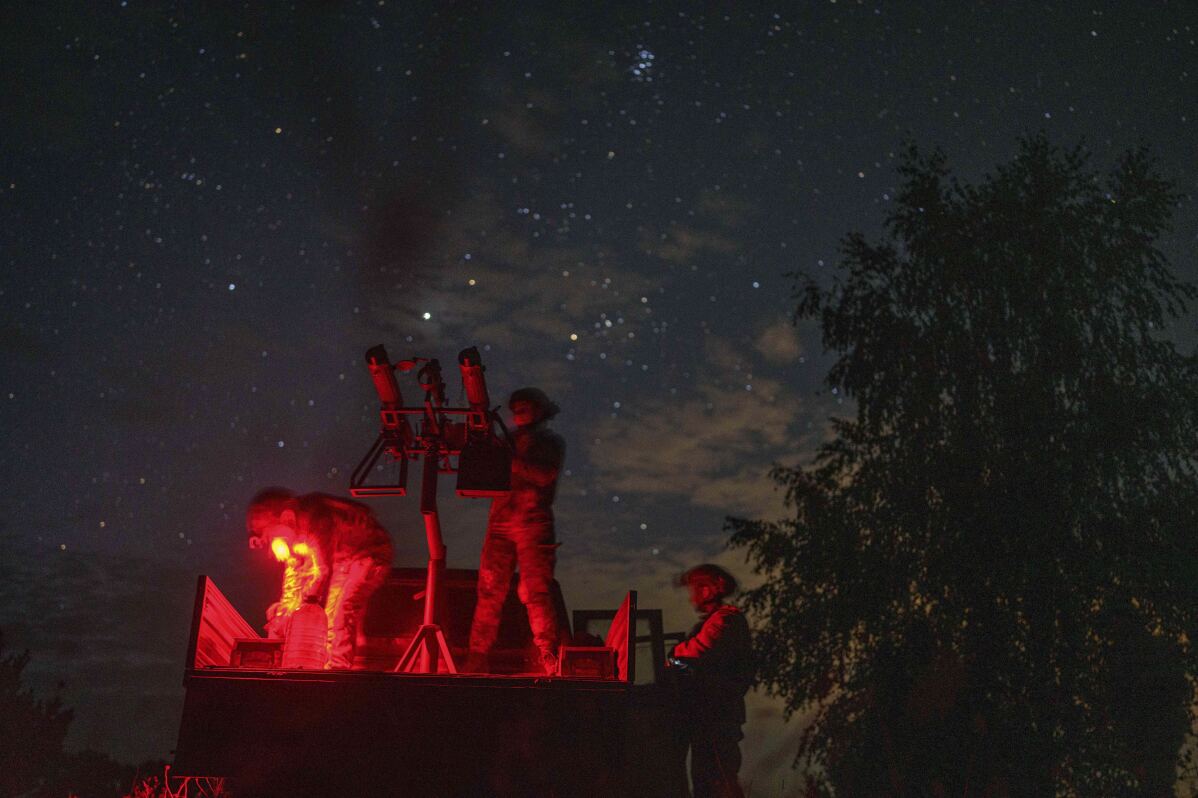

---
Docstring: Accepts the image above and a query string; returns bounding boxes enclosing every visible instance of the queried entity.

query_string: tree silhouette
[0,630,73,797]
[729,135,1198,795]
[0,630,154,798]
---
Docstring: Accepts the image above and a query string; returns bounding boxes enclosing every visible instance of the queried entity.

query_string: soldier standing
[670,564,753,798]
[466,388,565,675]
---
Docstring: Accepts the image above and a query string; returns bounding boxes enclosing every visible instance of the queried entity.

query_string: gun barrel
[366,344,404,406]
[457,347,490,413]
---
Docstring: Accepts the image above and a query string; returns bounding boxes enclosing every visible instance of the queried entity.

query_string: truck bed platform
[173,575,685,796]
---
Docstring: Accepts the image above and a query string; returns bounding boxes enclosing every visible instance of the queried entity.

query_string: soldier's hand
[264,603,287,638]
[264,617,287,639]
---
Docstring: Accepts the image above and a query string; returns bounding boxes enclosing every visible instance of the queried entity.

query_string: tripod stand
[351,346,510,674]
[394,449,457,674]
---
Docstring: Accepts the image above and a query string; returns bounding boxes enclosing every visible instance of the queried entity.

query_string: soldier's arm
[284,539,326,601]
[513,433,564,487]
[671,609,735,662]
[275,560,305,618]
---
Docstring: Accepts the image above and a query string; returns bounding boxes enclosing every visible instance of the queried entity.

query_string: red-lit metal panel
[186,576,260,670]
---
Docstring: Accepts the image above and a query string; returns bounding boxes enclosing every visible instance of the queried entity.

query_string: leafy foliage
[729,135,1198,795]
[0,630,169,798]
[0,630,73,797]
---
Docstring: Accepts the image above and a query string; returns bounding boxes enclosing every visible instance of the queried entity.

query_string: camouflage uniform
[672,604,753,798]
[468,421,565,673]
[302,494,392,669]
[253,491,393,669]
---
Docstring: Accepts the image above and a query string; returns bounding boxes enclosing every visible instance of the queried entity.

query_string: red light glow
[268,536,325,618]
[270,537,290,562]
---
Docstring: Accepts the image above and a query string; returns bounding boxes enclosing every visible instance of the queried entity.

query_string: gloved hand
[264,602,288,638]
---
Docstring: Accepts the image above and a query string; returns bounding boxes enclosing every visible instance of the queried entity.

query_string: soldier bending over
[247,488,393,669]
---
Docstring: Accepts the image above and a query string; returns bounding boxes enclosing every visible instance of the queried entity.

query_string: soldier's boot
[463,651,490,674]
[539,646,559,676]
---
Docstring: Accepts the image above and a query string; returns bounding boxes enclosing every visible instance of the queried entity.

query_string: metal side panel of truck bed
[173,575,687,797]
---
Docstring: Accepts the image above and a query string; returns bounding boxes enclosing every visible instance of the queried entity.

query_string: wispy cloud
[367,191,660,357]
[587,334,820,518]
[647,225,740,264]
[755,319,803,364]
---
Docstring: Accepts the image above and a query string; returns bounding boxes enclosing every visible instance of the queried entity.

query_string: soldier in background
[466,388,566,676]
[670,564,753,798]
[247,488,393,669]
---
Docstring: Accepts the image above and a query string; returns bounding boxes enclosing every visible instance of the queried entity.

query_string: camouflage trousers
[324,556,389,669]
[468,519,560,667]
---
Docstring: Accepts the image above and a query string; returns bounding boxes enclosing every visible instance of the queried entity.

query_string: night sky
[3,2,1196,790]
